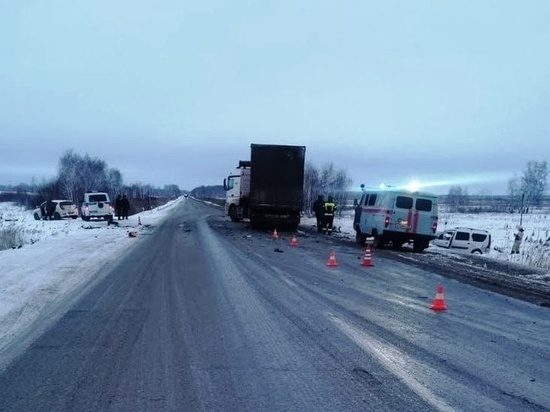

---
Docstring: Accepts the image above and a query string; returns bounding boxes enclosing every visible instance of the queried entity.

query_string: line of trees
[2,149,182,208]
[189,161,354,214]
[303,162,352,214]
[446,160,548,212]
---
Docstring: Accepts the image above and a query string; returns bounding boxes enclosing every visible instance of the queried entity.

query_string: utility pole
[520,193,525,226]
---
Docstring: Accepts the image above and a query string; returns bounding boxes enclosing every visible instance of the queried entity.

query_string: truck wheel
[229,205,239,222]
[392,241,404,250]
[355,230,366,245]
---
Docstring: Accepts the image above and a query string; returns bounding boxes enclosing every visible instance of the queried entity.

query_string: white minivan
[353,188,438,252]
[432,227,491,255]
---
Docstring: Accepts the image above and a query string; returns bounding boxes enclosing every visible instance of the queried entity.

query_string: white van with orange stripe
[353,188,438,252]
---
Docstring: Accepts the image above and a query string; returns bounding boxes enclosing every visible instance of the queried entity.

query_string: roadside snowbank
[0,197,183,362]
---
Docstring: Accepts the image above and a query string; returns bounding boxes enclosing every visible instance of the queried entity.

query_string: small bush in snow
[0,224,24,251]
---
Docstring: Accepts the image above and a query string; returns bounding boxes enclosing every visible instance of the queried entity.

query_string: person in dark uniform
[46,200,56,220]
[121,195,130,220]
[115,195,122,220]
[312,195,325,233]
[322,196,337,235]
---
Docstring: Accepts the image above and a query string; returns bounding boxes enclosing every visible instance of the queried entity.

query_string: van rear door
[389,194,437,237]
[414,197,437,236]
[392,195,414,233]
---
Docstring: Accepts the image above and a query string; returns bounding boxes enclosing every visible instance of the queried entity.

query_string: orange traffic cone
[430,284,447,311]
[326,250,339,267]
[272,229,279,240]
[360,245,374,267]
[290,234,298,247]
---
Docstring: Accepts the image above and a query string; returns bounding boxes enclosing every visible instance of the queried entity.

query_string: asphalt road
[1,199,549,411]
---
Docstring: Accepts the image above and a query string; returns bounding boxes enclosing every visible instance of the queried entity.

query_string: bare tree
[163,184,181,198]
[58,149,80,202]
[106,168,123,197]
[521,160,548,208]
[447,185,469,212]
[304,162,352,214]
[332,169,353,214]
[303,162,321,215]
[507,174,521,211]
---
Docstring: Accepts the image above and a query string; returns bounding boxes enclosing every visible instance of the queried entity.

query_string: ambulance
[353,186,438,252]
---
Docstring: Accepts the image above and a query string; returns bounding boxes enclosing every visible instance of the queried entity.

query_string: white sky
[1,1,549,194]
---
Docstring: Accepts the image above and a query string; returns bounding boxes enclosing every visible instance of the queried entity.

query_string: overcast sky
[1,1,548,195]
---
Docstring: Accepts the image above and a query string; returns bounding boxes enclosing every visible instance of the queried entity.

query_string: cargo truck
[224,144,306,230]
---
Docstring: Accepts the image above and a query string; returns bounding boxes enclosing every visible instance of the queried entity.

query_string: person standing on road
[115,195,122,220]
[121,195,130,220]
[322,196,337,235]
[312,195,325,233]
[511,226,524,254]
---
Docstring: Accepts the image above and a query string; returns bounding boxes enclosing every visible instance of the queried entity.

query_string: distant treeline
[0,149,184,209]
[188,184,550,215]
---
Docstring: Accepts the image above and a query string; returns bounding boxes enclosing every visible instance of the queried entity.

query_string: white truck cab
[432,227,491,255]
[354,187,438,252]
[224,161,251,222]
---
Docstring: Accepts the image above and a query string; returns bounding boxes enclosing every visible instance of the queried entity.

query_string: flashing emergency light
[406,180,421,192]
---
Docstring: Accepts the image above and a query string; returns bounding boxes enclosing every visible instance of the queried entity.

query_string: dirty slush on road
[299,222,550,308]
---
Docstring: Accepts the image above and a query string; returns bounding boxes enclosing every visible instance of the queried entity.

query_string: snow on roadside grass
[437,212,550,269]
[309,211,550,271]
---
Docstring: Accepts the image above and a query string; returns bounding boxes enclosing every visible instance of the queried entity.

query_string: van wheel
[54,212,61,220]
[372,235,385,249]
[413,240,429,253]
[392,241,404,250]
[33,212,41,220]
[471,249,482,255]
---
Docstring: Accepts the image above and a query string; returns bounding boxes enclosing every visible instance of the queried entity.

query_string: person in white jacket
[511,227,524,254]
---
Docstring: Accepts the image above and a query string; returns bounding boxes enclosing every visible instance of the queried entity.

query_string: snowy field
[303,210,550,270]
